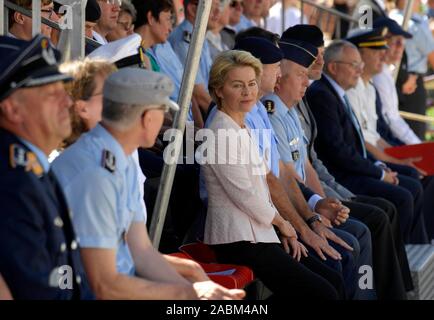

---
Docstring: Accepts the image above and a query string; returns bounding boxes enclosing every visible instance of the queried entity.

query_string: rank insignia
[291,150,300,161]
[102,149,116,173]
[9,144,27,168]
[264,100,275,114]
[183,30,192,43]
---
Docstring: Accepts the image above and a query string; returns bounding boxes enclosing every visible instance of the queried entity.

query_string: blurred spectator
[60,59,117,147]
[233,0,263,32]
[172,0,185,25]
[391,0,434,139]
[266,0,308,35]
[93,0,121,44]
[107,0,137,42]
[206,0,231,60]
[132,0,173,71]
[227,0,243,31]
[8,0,59,40]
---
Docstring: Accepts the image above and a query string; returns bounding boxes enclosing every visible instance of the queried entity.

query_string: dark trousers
[212,241,344,300]
[335,218,376,300]
[340,173,427,244]
[344,196,411,299]
[398,75,427,140]
[386,163,429,244]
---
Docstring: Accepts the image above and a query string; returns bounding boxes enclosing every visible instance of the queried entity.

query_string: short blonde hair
[60,59,117,146]
[208,50,262,108]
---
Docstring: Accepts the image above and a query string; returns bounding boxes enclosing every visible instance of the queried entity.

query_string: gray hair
[121,0,137,22]
[102,98,146,130]
[324,40,358,74]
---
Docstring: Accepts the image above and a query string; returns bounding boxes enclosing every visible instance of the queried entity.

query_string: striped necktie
[342,94,368,158]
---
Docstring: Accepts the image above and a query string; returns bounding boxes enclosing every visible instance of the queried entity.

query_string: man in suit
[0,35,94,299]
[306,39,427,245]
[281,24,413,298]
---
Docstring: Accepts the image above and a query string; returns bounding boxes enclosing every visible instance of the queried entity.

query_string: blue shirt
[264,94,308,182]
[233,14,256,33]
[390,10,434,74]
[150,42,194,121]
[245,102,281,178]
[52,124,145,276]
[168,19,213,87]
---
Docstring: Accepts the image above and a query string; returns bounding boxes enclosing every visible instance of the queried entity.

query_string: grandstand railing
[298,0,357,39]
[1,0,98,60]
[149,0,212,248]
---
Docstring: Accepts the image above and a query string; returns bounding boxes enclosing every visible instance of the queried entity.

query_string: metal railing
[298,0,357,39]
[1,0,98,60]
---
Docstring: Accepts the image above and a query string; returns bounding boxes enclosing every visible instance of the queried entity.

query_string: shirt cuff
[374,160,387,168]
[380,169,385,181]
[308,194,323,212]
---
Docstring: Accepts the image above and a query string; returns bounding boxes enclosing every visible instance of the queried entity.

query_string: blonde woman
[201,50,339,299]
[60,59,117,147]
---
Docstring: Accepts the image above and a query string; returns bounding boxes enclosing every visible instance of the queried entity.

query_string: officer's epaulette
[264,100,275,114]
[183,30,192,43]
[101,149,116,173]
[9,144,43,177]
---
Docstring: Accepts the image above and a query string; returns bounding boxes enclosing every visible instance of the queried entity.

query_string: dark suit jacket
[305,76,383,182]
[0,128,93,299]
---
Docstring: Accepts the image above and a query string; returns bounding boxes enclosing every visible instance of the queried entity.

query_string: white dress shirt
[373,64,421,145]
[346,77,382,146]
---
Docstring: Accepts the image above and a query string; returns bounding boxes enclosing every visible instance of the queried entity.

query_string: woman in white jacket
[200,50,340,299]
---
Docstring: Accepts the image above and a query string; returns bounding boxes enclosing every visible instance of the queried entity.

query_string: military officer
[0,35,93,299]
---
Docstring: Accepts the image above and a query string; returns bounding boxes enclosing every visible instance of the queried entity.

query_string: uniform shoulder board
[183,30,192,43]
[101,149,116,173]
[9,144,43,176]
[264,100,275,114]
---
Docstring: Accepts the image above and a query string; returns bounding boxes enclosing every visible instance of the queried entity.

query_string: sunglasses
[230,1,242,8]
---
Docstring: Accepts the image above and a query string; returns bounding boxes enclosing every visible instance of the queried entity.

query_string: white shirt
[346,78,382,146]
[373,64,421,145]
[92,30,108,45]
[265,2,308,35]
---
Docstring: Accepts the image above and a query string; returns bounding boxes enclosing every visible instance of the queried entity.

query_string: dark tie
[342,94,368,158]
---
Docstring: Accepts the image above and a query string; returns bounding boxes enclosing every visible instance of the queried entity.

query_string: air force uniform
[0,35,93,299]
[52,68,178,275]
[168,19,213,87]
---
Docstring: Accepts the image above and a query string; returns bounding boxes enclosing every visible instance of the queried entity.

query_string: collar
[18,138,50,173]
[323,73,346,101]
[91,124,130,172]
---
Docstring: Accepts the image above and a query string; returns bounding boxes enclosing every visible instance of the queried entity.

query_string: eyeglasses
[230,1,242,8]
[334,60,365,70]
[117,20,134,31]
[98,0,122,6]
[41,8,55,19]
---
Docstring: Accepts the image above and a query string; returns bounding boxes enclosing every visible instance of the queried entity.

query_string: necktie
[342,94,368,158]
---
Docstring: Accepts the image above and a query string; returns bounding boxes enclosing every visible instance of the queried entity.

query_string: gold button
[76,275,81,284]
[60,243,66,252]
[71,240,78,250]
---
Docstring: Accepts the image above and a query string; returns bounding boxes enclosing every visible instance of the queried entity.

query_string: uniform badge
[9,144,27,168]
[291,150,300,161]
[102,149,116,173]
[41,38,56,65]
[183,30,192,43]
[264,100,275,114]
[9,144,43,176]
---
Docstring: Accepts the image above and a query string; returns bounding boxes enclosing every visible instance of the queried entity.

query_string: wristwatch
[306,214,322,227]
